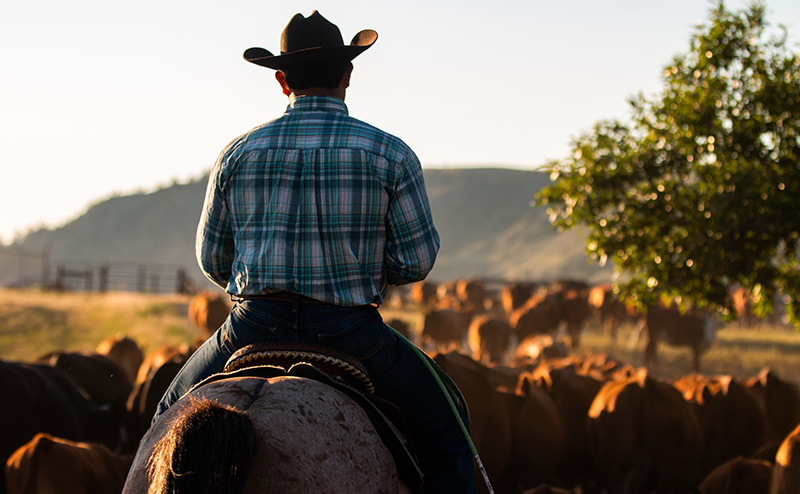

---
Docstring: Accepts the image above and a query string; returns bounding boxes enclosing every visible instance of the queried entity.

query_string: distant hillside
[0,168,613,288]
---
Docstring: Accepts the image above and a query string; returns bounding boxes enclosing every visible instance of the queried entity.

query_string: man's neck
[288,86,345,104]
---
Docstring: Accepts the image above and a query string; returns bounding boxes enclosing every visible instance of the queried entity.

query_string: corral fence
[0,246,194,294]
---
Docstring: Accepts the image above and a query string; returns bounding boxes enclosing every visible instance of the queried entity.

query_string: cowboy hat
[244,11,378,70]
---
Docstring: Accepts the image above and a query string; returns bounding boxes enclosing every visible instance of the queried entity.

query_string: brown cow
[468,315,512,364]
[6,433,133,494]
[456,278,488,313]
[0,360,122,491]
[698,456,772,494]
[588,283,641,340]
[187,290,231,339]
[644,302,719,371]
[513,335,569,365]
[501,282,538,316]
[503,369,566,491]
[588,369,703,494]
[773,423,800,494]
[124,345,193,449]
[385,318,413,342]
[744,369,800,448]
[409,280,439,308]
[545,284,593,348]
[35,352,132,452]
[674,373,767,479]
[509,293,561,342]
[421,308,472,352]
[95,335,144,386]
[524,364,604,491]
[432,352,513,493]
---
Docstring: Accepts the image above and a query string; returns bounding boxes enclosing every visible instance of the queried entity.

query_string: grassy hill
[0,168,613,289]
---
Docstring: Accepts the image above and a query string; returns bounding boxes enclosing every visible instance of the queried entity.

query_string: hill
[0,168,613,289]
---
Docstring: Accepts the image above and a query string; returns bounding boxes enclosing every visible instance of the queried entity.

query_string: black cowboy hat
[244,11,378,70]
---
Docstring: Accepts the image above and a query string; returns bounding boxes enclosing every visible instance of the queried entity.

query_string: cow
[509,293,561,342]
[421,307,472,352]
[34,352,132,451]
[773,423,800,494]
[36,352,133,416]
[5,433,133,494]
[468,315,513,364]
[523,364,604,491]
[513,335,569,365]
[673,373,768,478]
[385,317,413,342]
[95,335,144,386]
[501,368,566,492]
[698,456,772,494]
[409,280,439,308]
[743,368,800,448]
[187,290,231,339]
[587,283,641,341]
[644,302,719,371]
[587,369,703,494]
[501,282,538,316]
[455,278,488,313]
[125,345,193,449]
[0,360,122,492]
[432,352,513,493]
[545,283,593,348]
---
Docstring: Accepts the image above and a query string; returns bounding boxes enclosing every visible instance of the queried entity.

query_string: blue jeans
[154,299,477,493]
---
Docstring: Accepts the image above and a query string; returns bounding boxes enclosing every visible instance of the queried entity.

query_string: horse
[122,346,418,494]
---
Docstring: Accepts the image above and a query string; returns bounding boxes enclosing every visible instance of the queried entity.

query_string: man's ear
[341,63,353,89]
[275,71,291,96]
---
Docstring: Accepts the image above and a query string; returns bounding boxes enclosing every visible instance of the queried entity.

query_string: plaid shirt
[196,95,439,306]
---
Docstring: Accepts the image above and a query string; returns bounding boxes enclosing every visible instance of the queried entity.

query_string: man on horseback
[155,11,476,493]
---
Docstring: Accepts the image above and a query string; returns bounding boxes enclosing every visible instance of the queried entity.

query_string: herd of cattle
[392,278,732,372]
[0,279,796,493]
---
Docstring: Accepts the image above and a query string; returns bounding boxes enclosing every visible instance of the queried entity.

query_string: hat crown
[281,11,344,54]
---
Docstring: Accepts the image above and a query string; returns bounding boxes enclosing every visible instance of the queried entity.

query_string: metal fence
[0,247,194,294]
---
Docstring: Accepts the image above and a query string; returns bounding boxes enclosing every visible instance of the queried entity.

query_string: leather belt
[236,291,327,305]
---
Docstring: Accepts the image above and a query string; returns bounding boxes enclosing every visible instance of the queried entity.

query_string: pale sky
[1,0,798,244]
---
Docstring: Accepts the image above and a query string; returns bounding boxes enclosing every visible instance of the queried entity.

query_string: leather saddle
[192,342,424,493]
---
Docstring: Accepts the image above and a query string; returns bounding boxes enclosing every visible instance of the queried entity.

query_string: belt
[234,291,379,308]
[235,291,327,305]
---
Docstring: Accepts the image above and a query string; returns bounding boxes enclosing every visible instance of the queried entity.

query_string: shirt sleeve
[196,153,235,289]
[384,151,440,285]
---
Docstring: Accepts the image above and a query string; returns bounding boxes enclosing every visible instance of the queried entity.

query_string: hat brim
[244,29,377,70]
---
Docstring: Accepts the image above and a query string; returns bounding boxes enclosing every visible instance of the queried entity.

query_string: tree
[538,1,800,325]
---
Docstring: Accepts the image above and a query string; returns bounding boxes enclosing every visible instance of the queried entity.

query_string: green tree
[538,1,800,325]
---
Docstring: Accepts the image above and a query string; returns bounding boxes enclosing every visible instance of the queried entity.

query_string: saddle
[192,343,424,493]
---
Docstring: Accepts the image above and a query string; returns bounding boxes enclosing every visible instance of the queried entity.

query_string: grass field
[0,288,199,361]
[2,288,800,388]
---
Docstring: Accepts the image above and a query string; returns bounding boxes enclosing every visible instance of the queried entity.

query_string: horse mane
[146,397,255,494]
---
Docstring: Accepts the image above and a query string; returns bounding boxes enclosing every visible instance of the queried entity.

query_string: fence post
[137,266,146,292]
[98,265,109,293]
[176,268,190,294]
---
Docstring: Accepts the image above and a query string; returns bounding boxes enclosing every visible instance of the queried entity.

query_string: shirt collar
[286,95,349,115]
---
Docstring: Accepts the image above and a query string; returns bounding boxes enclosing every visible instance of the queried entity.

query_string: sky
[1,0,799,244]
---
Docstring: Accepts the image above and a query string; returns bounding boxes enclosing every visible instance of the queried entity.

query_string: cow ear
[516,374,532,396]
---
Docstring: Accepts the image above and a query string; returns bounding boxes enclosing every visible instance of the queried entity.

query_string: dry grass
[577,322,800,386]
[0,288,200,361]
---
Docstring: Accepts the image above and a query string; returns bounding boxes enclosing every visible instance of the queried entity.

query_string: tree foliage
[538,1,800,325]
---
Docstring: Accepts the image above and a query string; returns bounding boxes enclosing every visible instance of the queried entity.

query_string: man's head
[277,59,353,93]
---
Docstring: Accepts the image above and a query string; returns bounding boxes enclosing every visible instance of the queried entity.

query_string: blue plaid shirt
[196,95,439,306]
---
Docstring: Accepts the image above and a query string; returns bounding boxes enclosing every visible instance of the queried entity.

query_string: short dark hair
[280,60,351,90]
